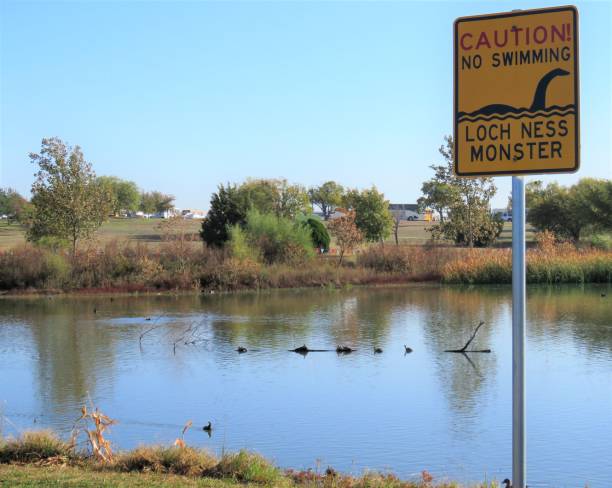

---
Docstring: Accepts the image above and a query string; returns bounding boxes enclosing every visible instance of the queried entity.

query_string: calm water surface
[0,285,610,487]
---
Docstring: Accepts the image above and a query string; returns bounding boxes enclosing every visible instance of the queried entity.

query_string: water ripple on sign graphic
[457,104,575,123]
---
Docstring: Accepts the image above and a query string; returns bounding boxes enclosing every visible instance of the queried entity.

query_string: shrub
[0,245,69,289]
[0,430,72,463]
[588,233,612,251]
[214,450,282,484]
[238,210,314,264]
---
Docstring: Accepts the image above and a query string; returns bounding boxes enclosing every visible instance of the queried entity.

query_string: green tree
[526,178,612,241]
[139,191,174,215]
[425,136,499,247]
[28,137,111,255]
[239,178,310,218]
[200,184,248,247]
[417,137,458,223]
[308,181,344,220]
[299,216,330,252]
[0,188,32,225]
[343,186,393,243]
[97,176,140,215]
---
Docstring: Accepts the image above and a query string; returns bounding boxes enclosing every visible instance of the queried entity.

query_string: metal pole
[512,176,526,488]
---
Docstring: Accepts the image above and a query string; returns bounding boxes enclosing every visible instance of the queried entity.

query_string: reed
[441,244,612,284]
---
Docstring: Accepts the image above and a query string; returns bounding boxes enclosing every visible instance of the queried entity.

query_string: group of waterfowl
[234,344,414,355]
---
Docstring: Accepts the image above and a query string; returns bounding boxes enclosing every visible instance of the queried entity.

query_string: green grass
[0,464,250,487]
[0,218,202,251]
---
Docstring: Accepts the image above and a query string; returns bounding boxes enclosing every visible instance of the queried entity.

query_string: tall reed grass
[441,243,612,284]
[0,238,609,293]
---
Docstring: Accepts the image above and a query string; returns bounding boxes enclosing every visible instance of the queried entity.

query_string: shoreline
[0,430,503,488]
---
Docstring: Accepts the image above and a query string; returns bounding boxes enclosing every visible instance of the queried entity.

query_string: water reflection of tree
[527,285,612,355]
[417,287,505,422]
[13,299,118,422]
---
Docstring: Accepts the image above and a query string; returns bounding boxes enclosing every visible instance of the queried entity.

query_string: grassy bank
[0,239,610,294]
[0,431,501,488]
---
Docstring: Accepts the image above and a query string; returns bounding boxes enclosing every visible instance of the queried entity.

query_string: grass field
[0,219,203,251]
[384,221,531,246]
[0,219,530,251]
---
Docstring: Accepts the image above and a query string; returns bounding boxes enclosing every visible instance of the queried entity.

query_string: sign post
[511,175,526,488]
[453,6,579,487]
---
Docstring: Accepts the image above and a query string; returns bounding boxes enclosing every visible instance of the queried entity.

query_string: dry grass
[113,446,217,476]
[0,430,73,464]
[441,237,612,284]
[1,231,609,294]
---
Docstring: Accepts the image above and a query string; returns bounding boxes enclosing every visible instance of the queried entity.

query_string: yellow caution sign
[454,6,579,176]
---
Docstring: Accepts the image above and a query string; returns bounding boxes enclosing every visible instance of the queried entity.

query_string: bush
[233,210,315,265]
[0,430,73,463]
[0,245,69,289]
[588,233,612,251]
[214,450,282,484]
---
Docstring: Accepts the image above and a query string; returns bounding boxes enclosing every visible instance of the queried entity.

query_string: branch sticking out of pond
[445,321,491,353]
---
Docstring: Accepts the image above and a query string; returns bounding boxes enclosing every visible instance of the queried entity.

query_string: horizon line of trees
[3,136,610,257]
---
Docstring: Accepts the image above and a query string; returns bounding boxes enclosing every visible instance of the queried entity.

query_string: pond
[0,285,610,487]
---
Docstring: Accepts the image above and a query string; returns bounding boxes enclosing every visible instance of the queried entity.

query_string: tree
[140,191,174,215]
[275,180,311,219]
[0,188,32,225]
[328,212,363,265]
[308,181,344,220]
[343,186,393,243]
[28,137,111,255]
[424,136,499,247]
[239,178,310,218]
[200,184,248,247]
[392,213,401,246]
[300,216,330,252]
[97,176,140,215]
[526,178,612,242]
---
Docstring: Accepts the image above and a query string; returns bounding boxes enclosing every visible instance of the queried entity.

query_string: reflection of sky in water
[0,284,610,487]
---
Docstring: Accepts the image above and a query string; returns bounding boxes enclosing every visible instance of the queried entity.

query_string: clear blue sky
[1,1,610,210]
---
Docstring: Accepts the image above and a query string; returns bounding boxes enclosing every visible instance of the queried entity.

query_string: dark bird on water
[336,346,353,353]
[404,345,413,353]
[236,347,247,353]
[145,317,152,321]
[374,347,383,354]
[203,421,212,432]
[502,479,511,488]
